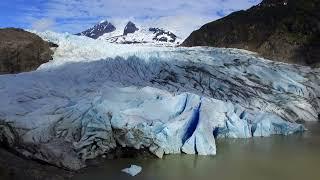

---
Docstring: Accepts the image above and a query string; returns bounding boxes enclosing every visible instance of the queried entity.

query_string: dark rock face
[0,148,73,180]
[0,28,54,74]
[182,0,320,66]
[149,28,178,43]
[123,21,139,35]
[76,21,116,39]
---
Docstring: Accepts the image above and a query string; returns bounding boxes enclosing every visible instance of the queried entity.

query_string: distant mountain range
[76,20,182,45]
[182,0,320,66]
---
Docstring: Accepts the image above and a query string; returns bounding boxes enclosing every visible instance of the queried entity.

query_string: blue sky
[0,0,261,37]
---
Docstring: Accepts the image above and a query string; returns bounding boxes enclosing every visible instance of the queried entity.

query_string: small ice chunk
[121,165,142,176]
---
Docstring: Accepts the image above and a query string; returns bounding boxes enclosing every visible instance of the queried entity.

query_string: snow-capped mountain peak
[76,20,116,39]
[149,27,178,43]
[76,20,181,46]
[123,21,139,35]
[100,19,108,24]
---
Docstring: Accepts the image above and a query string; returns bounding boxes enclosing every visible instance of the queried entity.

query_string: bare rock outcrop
[182,0,320,67]
[0,28,55,74]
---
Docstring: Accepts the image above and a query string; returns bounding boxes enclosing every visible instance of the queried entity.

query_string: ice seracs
[0,31,319,170]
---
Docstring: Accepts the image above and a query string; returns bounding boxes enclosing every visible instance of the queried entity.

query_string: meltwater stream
[74,122,320,180]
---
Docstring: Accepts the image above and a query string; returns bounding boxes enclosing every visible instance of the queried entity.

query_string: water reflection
[74,122,320,180]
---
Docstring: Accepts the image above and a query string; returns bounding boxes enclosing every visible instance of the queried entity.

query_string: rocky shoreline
[0,146,157,180]
[0,148,73,180]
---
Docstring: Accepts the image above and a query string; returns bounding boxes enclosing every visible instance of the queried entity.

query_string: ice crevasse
[0,31,318,170]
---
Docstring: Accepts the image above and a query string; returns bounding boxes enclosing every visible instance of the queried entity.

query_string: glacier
[0,31,319,170]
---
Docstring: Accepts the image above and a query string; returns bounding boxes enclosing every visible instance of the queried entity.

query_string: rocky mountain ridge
[182,0,320,66]
[77,20,181,45]
[0,28,55,74]
[76,20,116,39]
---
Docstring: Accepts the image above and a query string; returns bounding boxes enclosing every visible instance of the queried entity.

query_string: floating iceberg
[0,31,319,170]
[121,165,142,176]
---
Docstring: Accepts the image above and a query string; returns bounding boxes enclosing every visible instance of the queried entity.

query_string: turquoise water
[74,122,320,180]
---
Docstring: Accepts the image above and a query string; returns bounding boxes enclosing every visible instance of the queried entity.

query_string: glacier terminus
[0,31,319,170]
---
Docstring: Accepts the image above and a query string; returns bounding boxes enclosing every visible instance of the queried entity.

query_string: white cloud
[23,0,262,37]
[41,0,261,18]
[31,18,55,31]
[141,14,218,39]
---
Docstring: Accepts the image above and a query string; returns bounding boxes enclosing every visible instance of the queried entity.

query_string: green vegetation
[182,0,320,66]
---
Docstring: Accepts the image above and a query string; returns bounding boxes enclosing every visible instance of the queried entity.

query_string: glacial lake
[74,122,320,180]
